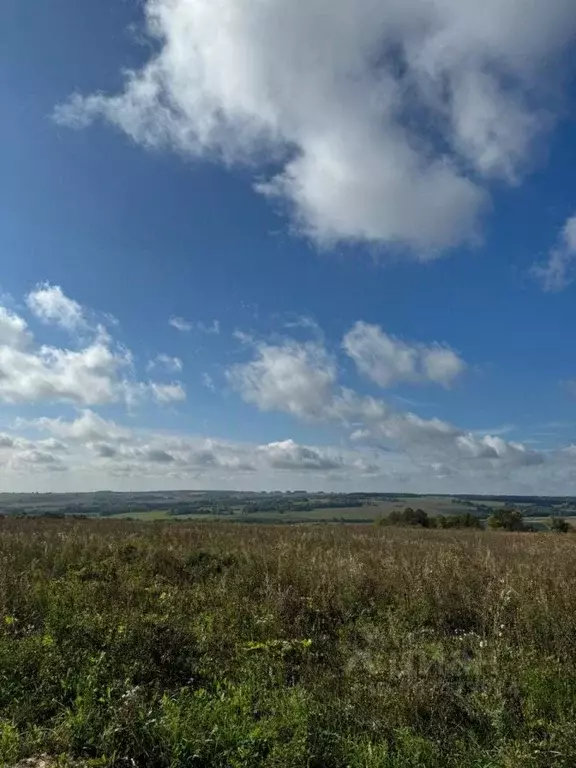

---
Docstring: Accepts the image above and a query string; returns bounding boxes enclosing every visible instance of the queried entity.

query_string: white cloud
[0,434,23,450]
[147,354,183,373]
[363,410,542,469]
[0,307,30,349]
[344,323,419,387]
[532,214,576,291]
[33,409,131,444]
[228,332,540,472]
[149,381,187,403]
[0,289,133,407]
[26,283,85,331]
[283,315,323,336]
[37,438,69,453]
[169,316,192,332]
[343,322,466,388]
[421,346,466,388]
[0,293,572,492]
[0,332,130,405]
[260,439,343,471]
[0,296,184,408]
[194,320,220,336]
[6,397,574,493]
[169,316,219,335]
[24,411,363,481]
[11,449,64,468]
[0,432,68,474]
[55,0,576,254]
[227,339,336,419]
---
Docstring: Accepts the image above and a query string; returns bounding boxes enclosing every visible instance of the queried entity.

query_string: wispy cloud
[532,214,576,291]
[169,316,193,332]
[147,354,183,373]
[202,372,216,392]
[149,382,186,404]
[470,424,516,437]
[283,314,324,340]
[194,320,220,335]
[169,316,220,335]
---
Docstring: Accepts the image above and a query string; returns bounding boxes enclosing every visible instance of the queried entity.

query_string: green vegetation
[2,491,576,527]
[377,507,482,529]
[383,506,433,527]
[487,508,528,532]
[550,516,571,533]
[1,518,576,766]
[434,513,482,529]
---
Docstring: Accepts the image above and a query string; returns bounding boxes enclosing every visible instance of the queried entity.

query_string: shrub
[487,508,526,531]
[435,513,481,529]
[383,507,431,527]
[550,516,570,533]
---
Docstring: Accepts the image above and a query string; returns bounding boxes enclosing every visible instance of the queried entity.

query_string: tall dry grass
[0,519,575,766]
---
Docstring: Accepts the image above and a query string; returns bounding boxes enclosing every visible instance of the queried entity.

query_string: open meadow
[1,518,576,767]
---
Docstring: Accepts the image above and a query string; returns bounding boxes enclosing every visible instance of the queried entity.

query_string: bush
[383,507,431,527]
[487,508,526,531]
[550,516,570,533]
[435,513,482,529]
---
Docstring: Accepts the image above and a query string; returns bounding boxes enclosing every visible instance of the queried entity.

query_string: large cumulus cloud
[56,0,576,254]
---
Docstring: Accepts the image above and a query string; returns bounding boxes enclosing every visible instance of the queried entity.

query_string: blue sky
[1,0,576,493]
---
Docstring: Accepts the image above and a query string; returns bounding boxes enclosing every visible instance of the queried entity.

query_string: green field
[115,510,173,521]
[110,497,511,525]
[2,491,575,529]
[108,501,576,533]
[1,517,576,767]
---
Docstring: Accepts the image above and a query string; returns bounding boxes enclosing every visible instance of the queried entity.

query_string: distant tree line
[377,507,481,529]
[241,498,364,514]
[376,507,572,533]
[455,494,573,507]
